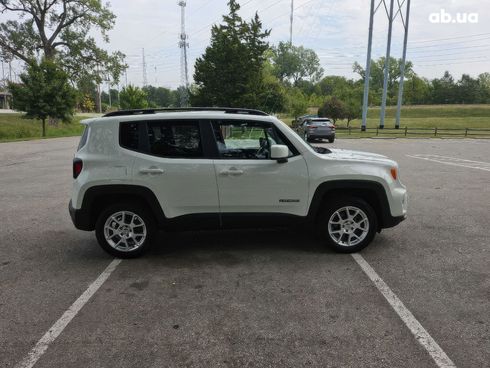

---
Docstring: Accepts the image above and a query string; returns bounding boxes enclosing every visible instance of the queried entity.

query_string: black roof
[103,107,269,117]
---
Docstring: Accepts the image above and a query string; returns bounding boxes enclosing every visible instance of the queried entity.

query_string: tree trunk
[42,118,46,137]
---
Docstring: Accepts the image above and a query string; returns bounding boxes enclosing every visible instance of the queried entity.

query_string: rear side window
[119,120,203,159]
[77,126,89,151]
[148,121,202,158]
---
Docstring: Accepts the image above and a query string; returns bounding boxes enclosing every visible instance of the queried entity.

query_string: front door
[211,120,309,224]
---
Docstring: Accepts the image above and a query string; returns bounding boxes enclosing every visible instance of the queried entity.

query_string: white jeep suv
[69,108,407,258]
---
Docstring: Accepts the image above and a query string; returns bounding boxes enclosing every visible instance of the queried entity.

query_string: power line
[409,32,490,44]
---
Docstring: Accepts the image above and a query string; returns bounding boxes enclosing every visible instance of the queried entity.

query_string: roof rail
[103,107,269,117]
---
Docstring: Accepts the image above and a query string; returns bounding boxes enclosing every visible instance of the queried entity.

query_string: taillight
[73,159,83,179]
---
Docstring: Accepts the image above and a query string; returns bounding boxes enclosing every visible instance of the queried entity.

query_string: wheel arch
[80,185,166,231]
[307,180,391,230]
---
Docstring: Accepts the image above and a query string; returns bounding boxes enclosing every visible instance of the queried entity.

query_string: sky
[2,0,490,90]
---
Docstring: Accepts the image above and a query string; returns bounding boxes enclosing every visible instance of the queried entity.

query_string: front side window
[211,120,296,160]
[148,121,202,158]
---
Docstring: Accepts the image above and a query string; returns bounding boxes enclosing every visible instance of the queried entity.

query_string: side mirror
[271,145,289,163]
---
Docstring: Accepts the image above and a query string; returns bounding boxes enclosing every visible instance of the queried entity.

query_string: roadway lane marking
[407,154,490,172]
[351,254,456,368]
[15,259,122,368]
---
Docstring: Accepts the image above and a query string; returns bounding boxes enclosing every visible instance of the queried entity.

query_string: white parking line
[15,259,122,368]
[352,254,456,368]
[407,154,490,172]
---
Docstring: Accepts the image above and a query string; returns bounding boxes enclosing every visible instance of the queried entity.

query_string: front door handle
[139,168,164,175]
[220,168,244,176]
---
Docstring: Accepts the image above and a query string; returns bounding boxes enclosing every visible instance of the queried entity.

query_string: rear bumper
[69,200,93,231]
[310,132,335,138]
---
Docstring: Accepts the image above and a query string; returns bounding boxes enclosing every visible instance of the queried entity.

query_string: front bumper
[382,214,406,229]
[69,200,93,231]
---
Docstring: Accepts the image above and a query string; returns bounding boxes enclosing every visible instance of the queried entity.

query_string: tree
[456,74,480,104]
[119,85,148,110]
[192,0,270,108]
[478,73,490,103]
[344,98,362,127]
[271,42,324,84]
[287,88,308,118]
[353,57,414,103]
[9,59,76,137]
[403,75,430,105]
[318,97,345,123]
[0,0,126,84]
[142,85,178,107]
[430,71,456,104]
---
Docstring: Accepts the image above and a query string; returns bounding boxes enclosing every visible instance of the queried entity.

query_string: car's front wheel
[95,203,155,258]
[317,197,377,253]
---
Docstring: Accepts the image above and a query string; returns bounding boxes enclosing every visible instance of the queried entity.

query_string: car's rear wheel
[95,203,155,258]
[317,197,377,253]
[328,137,335,143]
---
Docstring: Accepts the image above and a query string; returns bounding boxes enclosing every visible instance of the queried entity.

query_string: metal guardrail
[336,127,490,137]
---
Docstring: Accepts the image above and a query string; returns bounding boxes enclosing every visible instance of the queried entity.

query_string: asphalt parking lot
[1,137,489,368]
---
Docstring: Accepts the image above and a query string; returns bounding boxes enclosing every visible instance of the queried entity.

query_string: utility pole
[8,61,12,83]
[178,1,189,107]
[395,0,411,129]
[361,0,411,130]
[289,0,294,44]
[142,48,148,87]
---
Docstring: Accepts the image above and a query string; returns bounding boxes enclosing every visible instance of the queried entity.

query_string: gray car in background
[296,118,336,143]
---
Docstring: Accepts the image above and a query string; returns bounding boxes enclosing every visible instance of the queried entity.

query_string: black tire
[95,202,156,258]
[317,196,377,253]
[328,137,335,143]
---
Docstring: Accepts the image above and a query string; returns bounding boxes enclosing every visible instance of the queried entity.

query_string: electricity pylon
[361,0,412,130]
[178,1,190,107]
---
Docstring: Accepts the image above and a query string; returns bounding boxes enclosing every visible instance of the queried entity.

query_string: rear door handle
[220,168,244,176]
[139,168,164,175]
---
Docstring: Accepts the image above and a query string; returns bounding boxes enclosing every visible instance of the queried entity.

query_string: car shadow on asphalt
[148,227,334,258]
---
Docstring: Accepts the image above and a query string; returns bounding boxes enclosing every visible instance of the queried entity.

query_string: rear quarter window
[120,122,140,151]
[77,126,89,151]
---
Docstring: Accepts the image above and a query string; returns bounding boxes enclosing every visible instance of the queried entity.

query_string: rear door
[121,120,220,223]
[211,119,309,223]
